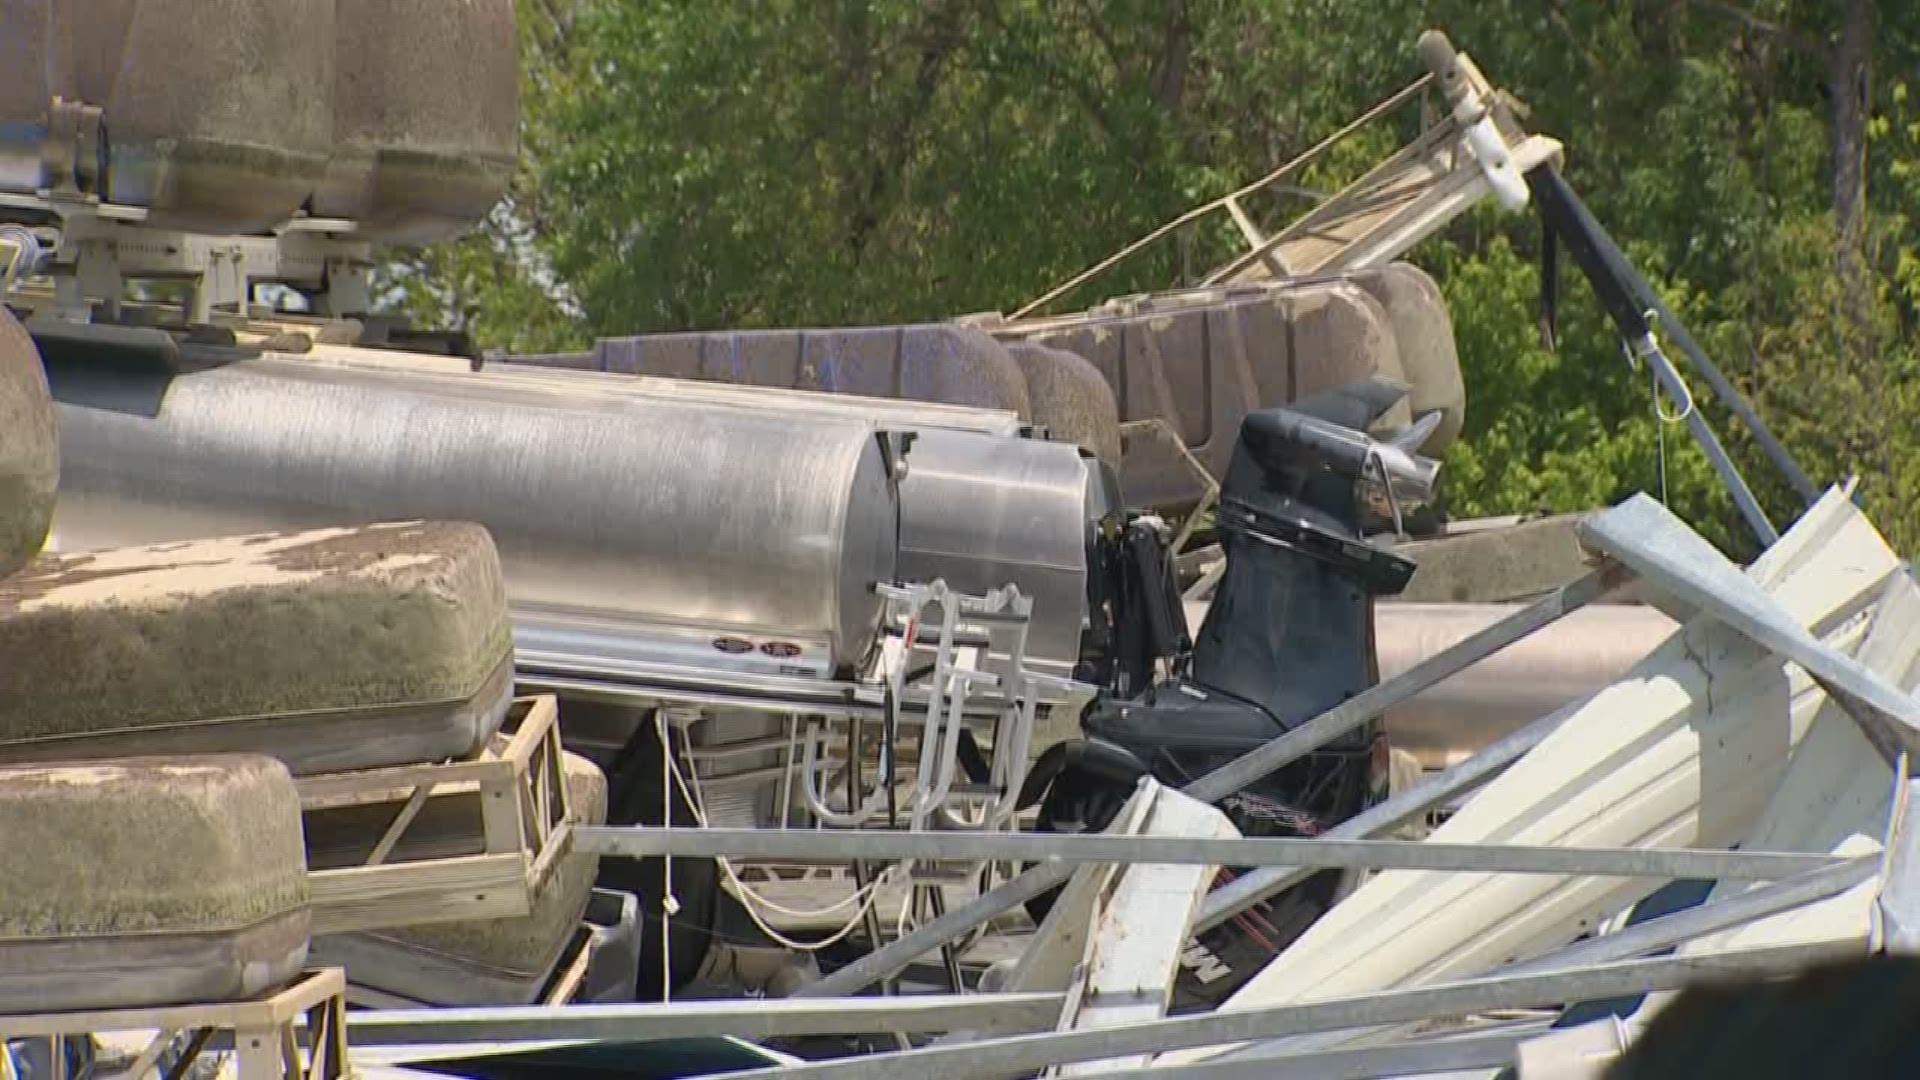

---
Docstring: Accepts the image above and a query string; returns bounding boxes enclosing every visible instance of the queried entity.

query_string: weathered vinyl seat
[0,520,516,774]
[314,0,520,244]
[0,0,335,233]
[0,308,56,578]
[0,754,311,1012]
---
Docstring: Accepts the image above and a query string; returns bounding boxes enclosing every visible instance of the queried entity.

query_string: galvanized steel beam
[579,826,1839,881]
[1508,855,1879,976]
[342,993,1067,1047]
[1085,1028,1538,1080]
[1875,770,1920,953]
[1578,494,1920,760]
[1211,855,1882,1065]
[1197,693,1577,931]
[720,941,1853,1080]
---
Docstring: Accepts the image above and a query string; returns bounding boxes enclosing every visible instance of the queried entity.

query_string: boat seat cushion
[0,521,515,774]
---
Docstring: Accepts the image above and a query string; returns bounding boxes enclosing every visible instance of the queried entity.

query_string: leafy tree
[383,0,1920,553]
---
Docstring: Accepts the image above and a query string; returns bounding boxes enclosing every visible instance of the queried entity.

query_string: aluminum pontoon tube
[483,354,1095,672]
[1375,601,1680,766]
[1183,599,1679,767]
[49,341,1096,676]
[894,428,1096,673]
[44,352,899,668]
[317,347,1025,436]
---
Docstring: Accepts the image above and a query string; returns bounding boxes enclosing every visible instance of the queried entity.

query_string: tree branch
[1074,0,1132,85]
[1151,0,1192,115]
[976,2,1117,140]
[845,1,967,259]
[1683,0,1827,58]
[1543,0,1603,72]
[1829,0,1878,362]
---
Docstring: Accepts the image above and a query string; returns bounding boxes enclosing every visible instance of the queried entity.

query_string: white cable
[777,715,797,830]
[1644,310,1697,425]
[896,882,918,939]
[661,714,892,951]
[683,731,884,919]
[1652,362,1696,424]
[721,867,886,953]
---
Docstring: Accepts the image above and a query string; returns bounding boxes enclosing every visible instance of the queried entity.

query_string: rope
[1624,310,1695,505]
[661,712,896,952]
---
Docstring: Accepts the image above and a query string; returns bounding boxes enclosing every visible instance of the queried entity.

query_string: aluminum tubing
[45,353,900,667]
[1179,598,1677,767]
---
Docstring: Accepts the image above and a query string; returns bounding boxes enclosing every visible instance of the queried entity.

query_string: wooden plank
[477,752,526,859]
[118,1029,178,1080]
[498,697,558,772]
[532,743,555,842]
[232,1026,282,1080]
[0,969,344,1039]
[527,821,574,893]
[297,697,552,810]
[297,697,558,922]
[480,749,533,857]
[310,854,531,935]
[541,931,595,1006]
[509,705,567,856]
[365,783,436,867]
[296,761,499,809]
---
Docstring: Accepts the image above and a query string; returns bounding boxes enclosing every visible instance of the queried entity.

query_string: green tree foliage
[387,0,1920,553]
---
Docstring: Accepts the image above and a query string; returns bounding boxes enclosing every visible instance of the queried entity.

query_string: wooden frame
[0,969,349,1080]
[538,923,598,1007]
[337,920,600,1010]
[298,696,574,935]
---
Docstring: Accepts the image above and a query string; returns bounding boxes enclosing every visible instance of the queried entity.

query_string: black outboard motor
[1023,377,1439,1011]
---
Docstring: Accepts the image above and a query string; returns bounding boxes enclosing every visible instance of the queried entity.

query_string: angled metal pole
[341,993,1067,1047]
[1210,854,1882,1065]
[578,826,1840,882]
[1578,494,1920,760]
[1081,1028,1539,1080]
[1182,562,1626,805]
[724,941,1854,1080]
[799,562,1629,997]
[1197,692,1580,931]
[1507,856,1879,977]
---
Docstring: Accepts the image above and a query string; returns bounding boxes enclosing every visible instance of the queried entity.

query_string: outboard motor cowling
[1029,377,1438,1011]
